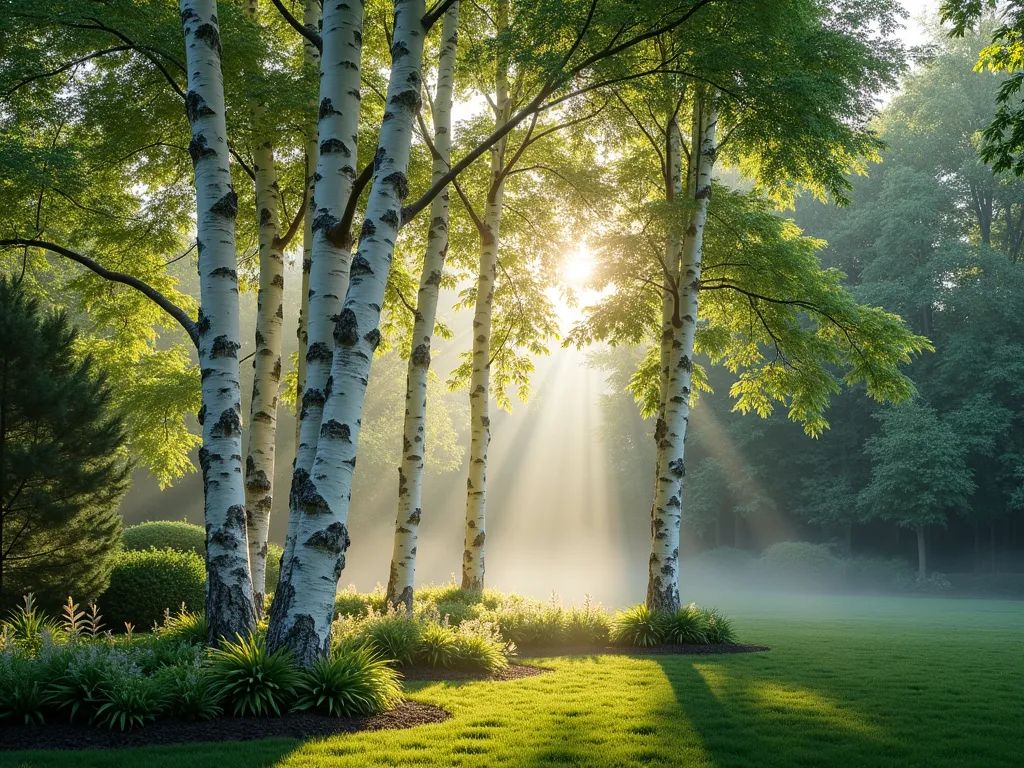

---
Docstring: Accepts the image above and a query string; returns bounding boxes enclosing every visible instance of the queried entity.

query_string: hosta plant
[208,633,299,717]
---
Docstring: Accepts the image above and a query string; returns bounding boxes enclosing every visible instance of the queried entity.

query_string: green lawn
[3,594,1022,767]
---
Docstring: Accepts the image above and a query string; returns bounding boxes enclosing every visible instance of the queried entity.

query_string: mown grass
[2,594,1021,768]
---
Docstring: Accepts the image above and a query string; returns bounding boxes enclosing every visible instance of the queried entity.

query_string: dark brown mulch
[0,700,449,752]
[401,662,551,682]
[518,642,771,658]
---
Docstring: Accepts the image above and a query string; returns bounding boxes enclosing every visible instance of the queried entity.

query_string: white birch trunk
[647,96,718,613]
[462,0,509,591]
[277,0,363,584]
[268,0,427,664]
[386,0,460,611]
[180,0,257,642]
[293,0,321,448]
[244,138,285,616]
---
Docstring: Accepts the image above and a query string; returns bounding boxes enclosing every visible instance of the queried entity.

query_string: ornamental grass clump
[664,604,710,645]
[353,608,422,667]
[610,605,669,647]
[293,644,401,717]
[207,633,299,717]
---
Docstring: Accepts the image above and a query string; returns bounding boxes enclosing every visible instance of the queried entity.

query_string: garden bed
[0,700,449,752]
[519,642,770,657]
[402,662,551,682]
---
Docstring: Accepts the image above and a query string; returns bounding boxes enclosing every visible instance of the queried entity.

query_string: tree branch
[270,0,323,51]
[0,239,198,346]
[3,45,133,96]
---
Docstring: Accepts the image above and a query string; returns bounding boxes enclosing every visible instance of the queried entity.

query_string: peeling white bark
[462,0,509,592]
[278,0,362,583]
[180,0,257,642]
[244,137,285,616]
[268,0,426,664]
[294,0,322,448]
[387,0,460,611]
[647,95,717,613]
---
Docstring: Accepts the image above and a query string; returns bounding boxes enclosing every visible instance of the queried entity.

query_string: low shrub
[208,633,299,717]
[3,594,62,655]
[841,556,915,592]
[759,542,842,587]
[100,548,205,631]
[664,604,709,645]
[564,597,611,645]
[122,521,205,556]
[451,621,509,672]
[156,607,208,645]
[416,623,458,668]
[0,654,48,724]
[610,605,668,647]
[697,606,736,644]
[895,571,952,593]
[484,599,568,647]
[94,673,169,730]
[333,585,386,618]
[294,645,402,717]
[352,609,422,667]
[160,665,224,721]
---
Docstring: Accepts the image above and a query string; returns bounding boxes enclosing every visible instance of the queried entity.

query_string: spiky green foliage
[696,606,736,644]
[353,610,422,667]
[160,665,224,722]
[2,594,62,655]
[157,608,208,646]
[0,280,128,609]
[0,655,47,725]
[208,633,299,717]
[293,645,402,717]
[664,605,710,645]
[451,630,509,673]
[416,623,459,669]
[122,521,206,556]
[610,605,668,647]
[93,673,169,730]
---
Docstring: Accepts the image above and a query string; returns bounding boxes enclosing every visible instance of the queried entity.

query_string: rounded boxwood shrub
[100,548,205,631]
[123,521,206,556]
[759,542,841,587]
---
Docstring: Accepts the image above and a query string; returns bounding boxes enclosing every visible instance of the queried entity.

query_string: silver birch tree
[648,94,717,612]
[386,0,461,610]
[277,0,364,582]
[268,0,427,664]
[180,0,258,641]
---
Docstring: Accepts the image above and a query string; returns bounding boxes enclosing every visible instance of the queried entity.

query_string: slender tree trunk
[916,525,927,578]
[386,1,460,611]
[294,0,321,448]
[268,0,426,664]
[647,95,717,613]
[462,0,509,591]
[180,0,257,643]
[244,138,286,616]
[277,0,363,583]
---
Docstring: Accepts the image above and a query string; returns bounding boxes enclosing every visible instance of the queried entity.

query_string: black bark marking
[290,468,331,515]
[194,23,221,56]
[380,209,399,228]
[185,91,215,124]
[383,172,409,200]
[210,335,240,358]
[334,308,359,346]
[210,190,239,219]
[350,255,373,276]
[359,218,376,240]
[320,419,351,442]
[304,522,350,555]
[364,328,381,350]
[188,134,217,165]
[411,343,430,367]
[210,266,237,280]
[318,98,341,119]
[320,138,351,156]
[259,208,272,226]
[211,408,242,438]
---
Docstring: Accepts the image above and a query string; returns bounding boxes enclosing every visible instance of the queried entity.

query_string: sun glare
[562,245,595,290]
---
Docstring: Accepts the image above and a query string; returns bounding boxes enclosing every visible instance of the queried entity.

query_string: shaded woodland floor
[3,595,1021,768]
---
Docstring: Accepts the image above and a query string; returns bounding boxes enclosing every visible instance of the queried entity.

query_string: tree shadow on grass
[656,655,896,768]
